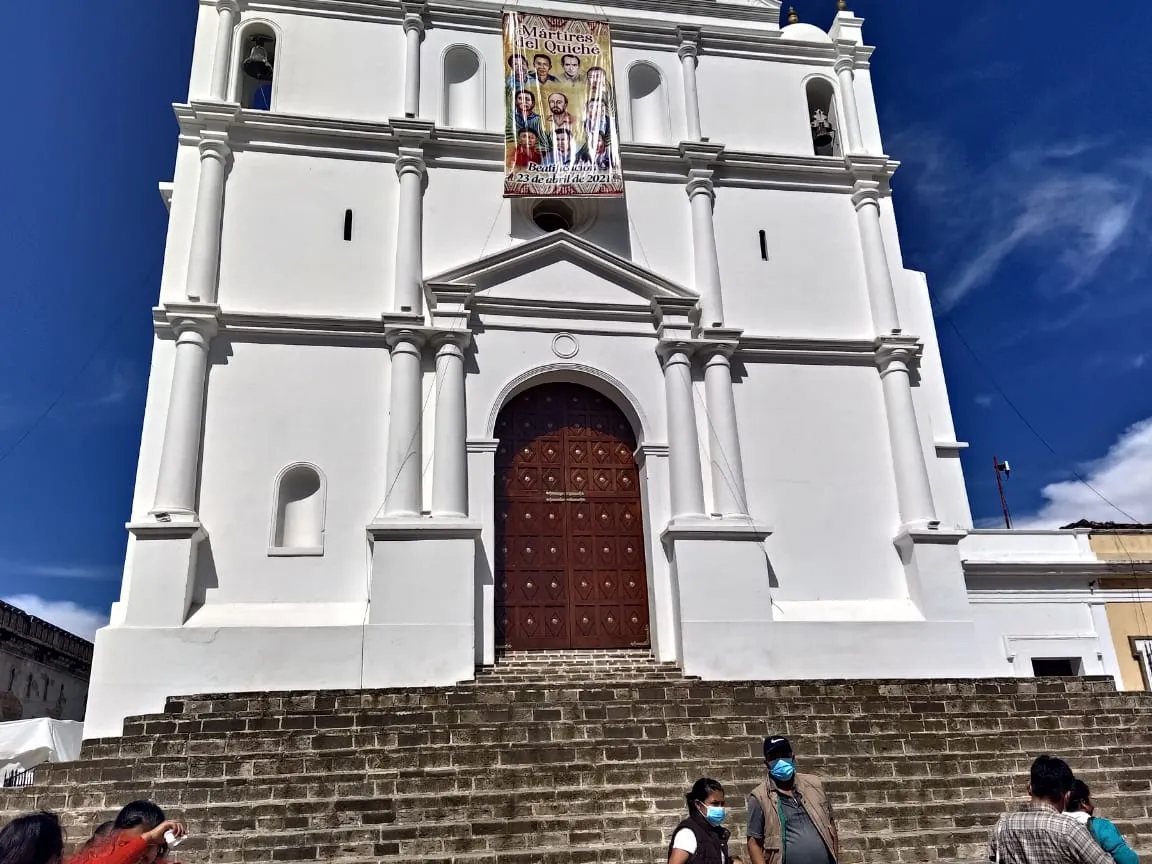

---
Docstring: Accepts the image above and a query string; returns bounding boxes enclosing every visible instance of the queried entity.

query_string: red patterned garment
[67,835,150,864]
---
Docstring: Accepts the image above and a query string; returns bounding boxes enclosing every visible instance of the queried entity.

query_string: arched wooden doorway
[495,382,650,651]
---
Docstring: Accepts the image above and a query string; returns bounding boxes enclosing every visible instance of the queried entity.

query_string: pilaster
[382,327,428,517]
[833,48,865,154]
[401,3,428,118]
[391,119,434,316]
[150,303,221,521]
[680,142,726,329]
[430,331,471,518]
[875,335,936,526]
[676,28,703,142]
[654,297,705,522]
[209,0,241,102]
[696,328,748,518]
[851,179,900,336]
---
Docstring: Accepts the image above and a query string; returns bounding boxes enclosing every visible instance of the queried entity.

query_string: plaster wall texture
[217,152,399,316]
[969,599,1110,678]
[196,340,389,604]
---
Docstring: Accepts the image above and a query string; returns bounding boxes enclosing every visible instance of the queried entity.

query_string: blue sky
[1,1,1149,638]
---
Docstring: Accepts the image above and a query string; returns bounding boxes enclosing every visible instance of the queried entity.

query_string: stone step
[143,692,1152,729]
[81,723,1152,764]
[118,705,1152,745]
[17,761,1152,818]
[157,677,1129,714]
[33,750,1152,805]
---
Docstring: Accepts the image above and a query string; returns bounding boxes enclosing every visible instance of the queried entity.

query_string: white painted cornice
[174,105,898,190]
[424,229,696,301]
[152,306,422,341]
[229,0,874,64]
[737,335,898,365]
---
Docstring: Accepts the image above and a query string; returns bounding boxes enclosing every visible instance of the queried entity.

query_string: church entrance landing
[495,382,650,651]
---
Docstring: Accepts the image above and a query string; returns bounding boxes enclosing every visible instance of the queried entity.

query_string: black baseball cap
[764,736,793,761]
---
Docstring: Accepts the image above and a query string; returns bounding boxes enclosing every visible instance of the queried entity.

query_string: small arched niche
[234,22,279,111]
[805,77,841,157]
[627,63,670,144]
[442,45,485,129]
[269,463,326,555]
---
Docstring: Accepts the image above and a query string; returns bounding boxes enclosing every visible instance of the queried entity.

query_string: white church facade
[84,0,1136,738]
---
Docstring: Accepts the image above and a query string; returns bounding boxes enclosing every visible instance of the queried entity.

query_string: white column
[658,345,706,519]
[403,13,424,118]
[394,152,426,314]
[677,41,702,142]
[686,172,725,328]
[209,0,240,101]
[151,317,218,517]
[834,55,864,154]
[701,347,748,516]
[185,138,230,304]
[431,334,469,518]
[852,181,900,335]
[876,339,936,524]
[384,330,426,517]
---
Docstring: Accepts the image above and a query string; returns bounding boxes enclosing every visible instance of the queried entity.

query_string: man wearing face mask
[747,736,839,864]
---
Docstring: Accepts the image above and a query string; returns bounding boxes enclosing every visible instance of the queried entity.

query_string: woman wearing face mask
[747,736,839,864]
[668,778,736,864]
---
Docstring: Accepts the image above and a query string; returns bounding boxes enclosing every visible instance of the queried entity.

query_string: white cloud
[1015,417,1152,528]
[0,559,119,581]
[886,129,1150,316]
[1,595,109,642]
[939,171,1139,311]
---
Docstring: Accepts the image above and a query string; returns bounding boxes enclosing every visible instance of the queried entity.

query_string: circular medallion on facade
[551,333,580,359]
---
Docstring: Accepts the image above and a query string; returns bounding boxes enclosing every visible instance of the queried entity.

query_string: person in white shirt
[668,778,743,864]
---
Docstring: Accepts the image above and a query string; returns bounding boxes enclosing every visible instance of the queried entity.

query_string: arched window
[627,63,670,144]
[234,23,278,111]
[442,45,485,129]
[269,464,326,555]
[805,77,840,157]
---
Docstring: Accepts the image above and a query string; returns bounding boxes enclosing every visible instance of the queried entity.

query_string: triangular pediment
[424,231,695,308]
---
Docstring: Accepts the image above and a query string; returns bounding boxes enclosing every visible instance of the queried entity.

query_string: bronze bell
[811,108,835,148]
[243,36,275,81]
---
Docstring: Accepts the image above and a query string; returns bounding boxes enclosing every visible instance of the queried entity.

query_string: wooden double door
[495,383,650,651]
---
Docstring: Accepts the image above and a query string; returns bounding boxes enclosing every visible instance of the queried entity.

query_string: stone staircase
[3,652,1152,864]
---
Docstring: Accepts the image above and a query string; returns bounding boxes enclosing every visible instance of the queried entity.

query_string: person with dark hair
[560,54,585,86]
[79,824,115,853]
[987,755,1112,864]
[1065,779,1138,864]
[66,801,184,864]
[511,90,542,136]
[512,130,543,168]
[542,128,576,169]
[531,54,557,85]
[747,736,838,864]
[506,53,531,90]
[668,778,739,864]
[0,810,64,864]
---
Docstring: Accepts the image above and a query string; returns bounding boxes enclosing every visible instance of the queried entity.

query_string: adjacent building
[0,603,91,723]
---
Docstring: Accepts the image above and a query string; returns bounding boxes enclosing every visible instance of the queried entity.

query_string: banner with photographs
[503,12,624,198]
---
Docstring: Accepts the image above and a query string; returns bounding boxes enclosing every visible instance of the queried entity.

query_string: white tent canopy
[0,718,83,776]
